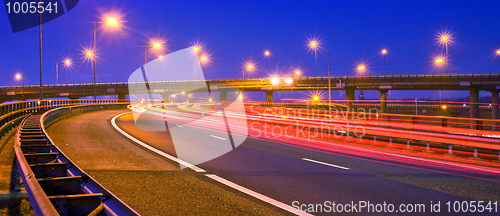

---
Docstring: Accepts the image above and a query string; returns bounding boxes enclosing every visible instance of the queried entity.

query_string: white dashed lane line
[302,158,350,170]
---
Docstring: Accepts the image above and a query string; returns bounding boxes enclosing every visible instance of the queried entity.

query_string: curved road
[115,108,500,215]
[46,109,281,215]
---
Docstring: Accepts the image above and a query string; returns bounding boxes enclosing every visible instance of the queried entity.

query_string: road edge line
[205,174,313,216]
[111,112,206,173]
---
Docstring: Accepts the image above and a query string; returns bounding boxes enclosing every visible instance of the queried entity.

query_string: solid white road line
[302,158,350,170]
[210,135,226,140]
[205,174,313,216]
[177,125,183,127]
[111,113,206,173]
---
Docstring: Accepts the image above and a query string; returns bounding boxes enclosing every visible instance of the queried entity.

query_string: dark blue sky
[1,0,500,100]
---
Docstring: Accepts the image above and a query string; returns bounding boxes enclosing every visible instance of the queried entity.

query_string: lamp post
[264,51,270,74]
[243,64,253,80]
[144,42,161,81]
[93,17,118,100]
[310,42,318,77]
[64,60,70,83]
[382,49,387,76]
[440,35,449,74]
[16,74,24,101]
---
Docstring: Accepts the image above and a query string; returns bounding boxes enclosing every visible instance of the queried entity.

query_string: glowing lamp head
[200,56,207,61]
[285,77,293,84]
[239,94,243,99]
[194,47,199,52]
[382,49,387,54]
[295,70,300,75]
[265,51,270,56]
[172,94,176,98]
[313,95,319,101]
[358,65,365,71]
[435,58,444,63]
[271,77,280,85]
[65,60,70,65]
[209,98,213,102]
[442,105,447,109]
[310,42,317,47]
[153,43,161,49]
[106,18,118,26]
[15,74,21,79]
[181,91,185,95]
[441,36,447,42]
[86,52,92,56]
[497,50,500,55]
[247,65,253,69]
[188,94,192,97]
[159,55,163,59]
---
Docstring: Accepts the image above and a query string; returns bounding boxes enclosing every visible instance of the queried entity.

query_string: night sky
[1,0,500,100]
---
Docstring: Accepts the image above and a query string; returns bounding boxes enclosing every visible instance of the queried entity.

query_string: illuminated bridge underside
[1,73,499,121]
[1,73,499,101]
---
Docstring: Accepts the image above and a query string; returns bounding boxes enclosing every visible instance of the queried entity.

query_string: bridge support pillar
[161,93,169,103]
[470,87,480,130]
[117,93,126,102]
[379,90,388,113]
[491,90,499,131]
[265,91,274,102]
[220,90,228,101]
[346,88,355,110]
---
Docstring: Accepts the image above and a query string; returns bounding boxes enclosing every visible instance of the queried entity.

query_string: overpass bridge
[2,73,500,120]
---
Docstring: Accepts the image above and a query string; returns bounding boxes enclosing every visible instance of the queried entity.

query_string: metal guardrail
[14,103,140,215]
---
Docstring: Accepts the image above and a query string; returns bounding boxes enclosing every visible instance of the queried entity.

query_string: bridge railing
[12,102,140,215]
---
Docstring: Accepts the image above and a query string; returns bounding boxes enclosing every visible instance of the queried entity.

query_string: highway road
[45,107,500,215]
[114,104,500,215]
[45,109,282,216]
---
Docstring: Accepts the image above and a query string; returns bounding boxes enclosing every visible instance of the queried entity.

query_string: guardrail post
[426,141,430,152]
[473,147,478,158]
[373,136,376,143]
[389,137,392,145]
[448,144,452,155]
[470,87,480,130]
[492,90,499,131]
[441,118,447,127]
[407,139,410,149]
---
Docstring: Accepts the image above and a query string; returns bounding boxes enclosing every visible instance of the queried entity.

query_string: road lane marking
[210,135,226,140]
[177,125,183,128]
[302,158,350,170]
[111,113,206,173]
[205,174,313,216]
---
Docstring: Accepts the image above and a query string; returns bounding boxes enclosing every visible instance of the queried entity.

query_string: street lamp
[358,65,365,71]
[243,64,253,79]
[264,51,270,74]
[439,34,450,74]
[93,17,118,100]
[15,74,24,101]
[382,49,387,76]
[295,70,301,76]
[145,42,162,80]
[285,77,293,85]
[435,58,444,63]
[63,59,71,83]
[310,41,318,77]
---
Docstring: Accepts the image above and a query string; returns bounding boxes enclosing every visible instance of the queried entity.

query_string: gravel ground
[46,109,282,215]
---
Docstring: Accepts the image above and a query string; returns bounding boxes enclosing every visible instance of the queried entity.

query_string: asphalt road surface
[46,109,282,216]
[115,109,500,215]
